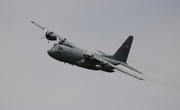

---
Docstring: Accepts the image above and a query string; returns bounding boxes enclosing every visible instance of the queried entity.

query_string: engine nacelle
[95,65,114,72]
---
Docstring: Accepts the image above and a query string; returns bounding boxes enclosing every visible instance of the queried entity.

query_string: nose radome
[47,49,53,56]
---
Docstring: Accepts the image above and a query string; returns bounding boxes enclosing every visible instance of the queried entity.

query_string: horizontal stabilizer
[97,50,108,56]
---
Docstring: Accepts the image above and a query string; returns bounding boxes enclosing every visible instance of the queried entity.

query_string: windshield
[54,43,59,47]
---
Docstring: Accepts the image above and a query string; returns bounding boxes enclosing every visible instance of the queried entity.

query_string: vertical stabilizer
[113,36,133,63]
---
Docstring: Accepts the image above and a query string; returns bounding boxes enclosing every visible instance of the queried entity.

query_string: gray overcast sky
[1,0,180,110]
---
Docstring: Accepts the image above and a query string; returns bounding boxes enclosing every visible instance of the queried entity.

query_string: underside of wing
[107,61,144,80]
[117,61,143,74]
[93,54,144,81]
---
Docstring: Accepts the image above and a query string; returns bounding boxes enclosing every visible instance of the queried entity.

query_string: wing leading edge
[31,21,78,48]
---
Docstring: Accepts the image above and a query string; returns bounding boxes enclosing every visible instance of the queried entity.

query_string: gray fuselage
[47,43,117,72]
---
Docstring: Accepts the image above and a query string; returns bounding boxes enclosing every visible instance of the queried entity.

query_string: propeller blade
[31,21,56,42]
[44,28,48,33]
[56,37,61,42]
[82,50,95,66]
[40,36,46,39]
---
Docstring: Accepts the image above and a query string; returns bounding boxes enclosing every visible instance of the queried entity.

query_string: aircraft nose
[47,49,53,56]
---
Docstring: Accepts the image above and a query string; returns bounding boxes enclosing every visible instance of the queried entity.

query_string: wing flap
[93,54,144,81]
[97,50,108,56]
[118,61,143,74]
[107,62,144,80]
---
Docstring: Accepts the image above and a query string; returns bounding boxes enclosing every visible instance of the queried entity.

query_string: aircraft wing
[31,21,63,40]
[117,61,143,74]
[93,54,144,81]
[31,21,78,48]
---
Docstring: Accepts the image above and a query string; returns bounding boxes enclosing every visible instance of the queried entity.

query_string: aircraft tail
[113,36,133,63]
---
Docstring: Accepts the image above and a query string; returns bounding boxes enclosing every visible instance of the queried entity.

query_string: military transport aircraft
[31,21,144,80]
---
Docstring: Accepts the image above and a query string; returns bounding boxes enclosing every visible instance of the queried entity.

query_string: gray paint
[1,1,180,110]
[32,21,142,76]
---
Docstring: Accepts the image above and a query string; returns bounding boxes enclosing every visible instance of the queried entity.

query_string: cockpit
[54,43,60,47]
[54,42,74,48]
[52,43,63,54]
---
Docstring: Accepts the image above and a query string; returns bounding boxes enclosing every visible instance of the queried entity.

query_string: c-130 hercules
[31,21,144,80]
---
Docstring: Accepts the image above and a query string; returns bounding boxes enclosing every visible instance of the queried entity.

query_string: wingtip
[139,72,143,74]
[138,78,145,81]
[135,76,144,81]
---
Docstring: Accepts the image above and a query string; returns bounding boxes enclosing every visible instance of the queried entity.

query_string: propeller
[99,58,104,73]
[99,57,108,73]
[40,28,54,43]
[83,50,94,66]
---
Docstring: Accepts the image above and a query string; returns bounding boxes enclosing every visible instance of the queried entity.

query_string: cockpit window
[53,43,63,51]
[54,43,59,47]
[58,46,63,51]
